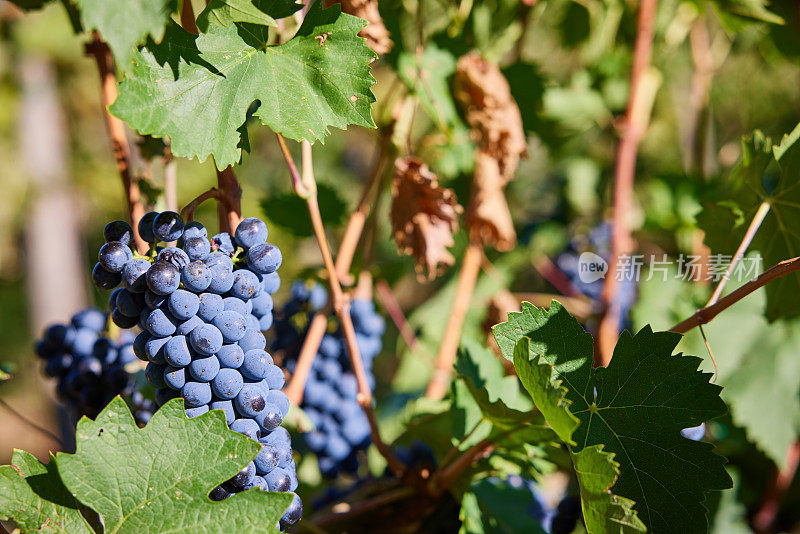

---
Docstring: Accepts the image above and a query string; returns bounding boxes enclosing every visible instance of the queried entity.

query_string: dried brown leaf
[455,52,526,251]
[326,0,393,56]
[391,157,462,281]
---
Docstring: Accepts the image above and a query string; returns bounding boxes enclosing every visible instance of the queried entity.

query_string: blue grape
[176,315,203,336]
[261,272,280,294]
[164,336,192,367]
[203,251,233,270]
[122,258,151,293]
[238,329,266,352]
[188,354,221,382]
[104,220,133,245]
[146,261,180,295]
[156,247,190,269]
[207,264,234,294]
[92,263,122,289]
[267,390,290,418]
[230,419,259,441]
[181,261,212,293]
[681,423,706,441]
[152,211,184,242]
[138,212,159,243]
[230,269,261,300]
[164,366,186,390]
[182,381,212,407]
[197,293,224,322]
[240,349,273,380]
[111,308,139,329]
[246,243,282,274]
[183,236,210,261]
[189,324,223,355]
[235,383,267,417]
[168,290,200,320]
[250,293,273,317]
[133,332,149,361]
[98,241,133,273]
[308,284,328,310]
[234,217,268,249]
[185,405,209,418]
[258,314,273,331]
[211,368,244,399]
[255,443,279,474]
[264,468,291,492]
[212,310,247,342]
[146,309,177,337]
[259,403,283,431]
[217,344,245,369]
[280,494,303,529]
[264,365,285,390]
[223,297,250,317]
[145,335,169,364]
[144,289,166,309]
[145,363,167,389]
[211,233,235,255]
[156,387,179,406]
[115,289,142,318]
[181,221,207,240]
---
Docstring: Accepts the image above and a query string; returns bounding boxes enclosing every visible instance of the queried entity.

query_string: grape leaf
[197,0,301,28]
[498,301,732,534]
[110,2,377,168]
[697,124,800,320]
[74,0,174,71]
[56,397,291,533]
[510,338,643,534]
[0,450,94,534]
[459,477,548,534]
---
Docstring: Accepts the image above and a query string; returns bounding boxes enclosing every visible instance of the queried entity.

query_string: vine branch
[597,0,658,365]
[180,187,226,222]
[85,34,147,254]
[671,255,800,333]
[0,397,64,449]
[215,166,242,233]
[276,134,405,477]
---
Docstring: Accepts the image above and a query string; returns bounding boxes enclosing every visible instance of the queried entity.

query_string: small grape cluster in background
[91,212,301,529]
[274,281,385,478]
[34,308,146,420]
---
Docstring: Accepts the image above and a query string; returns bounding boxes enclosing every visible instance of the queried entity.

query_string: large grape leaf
[74,0,174,71]
[697,124,800,320]
[56,397,291,533]
[497,301,732,534]
[0,450,94,534]
[110,2,377,168]
[512,337,643,534]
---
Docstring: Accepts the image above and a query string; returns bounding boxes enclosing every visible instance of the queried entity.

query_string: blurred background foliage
[0,0,799,529]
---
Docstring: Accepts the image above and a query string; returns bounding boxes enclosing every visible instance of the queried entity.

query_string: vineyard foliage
[0,0,799,533]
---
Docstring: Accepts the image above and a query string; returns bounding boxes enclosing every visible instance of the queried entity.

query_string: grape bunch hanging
[91,212,302,528]
[34,307,149,420]
[274,281,385,478]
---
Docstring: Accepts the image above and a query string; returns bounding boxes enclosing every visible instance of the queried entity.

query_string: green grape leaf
[260,182,347,237]
[459,477,548,534]
[570,445,645,533]
[55,397,291,533]
[454,338,535,429]
[0,450,94,534]
[74,0,174,71]
[197,0,301,28]
[498,301,732,534]
[697,124,800,320]
[111,2,377,168]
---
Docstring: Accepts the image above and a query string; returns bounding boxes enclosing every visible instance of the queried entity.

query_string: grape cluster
[34,308,141,419]
[274,281,385,478]
[91,213,301,529]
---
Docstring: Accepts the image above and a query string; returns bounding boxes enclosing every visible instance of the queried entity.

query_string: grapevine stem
[705,201,770,307]
[335,126,393,280]
[284,310,329,405]
[310,486,415,527]
[215,166,242,233]
[375,279,417,349]
[179,187,226,222]
[180,0,199,34]
[597,0,658,366]
[163,149,178,213]
[0,397,64,449]
[670,255,800,333]
[85,34,147,255]
[425,242,483,400]
[277,134,405,476]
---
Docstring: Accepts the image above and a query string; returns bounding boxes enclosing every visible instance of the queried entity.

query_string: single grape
[267,390,290,418]
[254,443,279,474]
[163,366,186,390]
[235,383,267,417]
[122,258,151,293]
[197,292,224,322]
[152,211,185,242]
[261,272,280,294]
[210,399,236,424]
[209,485,232,501]
[188,354,221,382]
[168,290,200,321]
[263,467,291,492]
[238,329,266,353]
[230,419,260,441]
[189,324,223,355]
[145,362,167,389]
[111,308,139,329]
[181,221,207,240]
[217,344,245,369]
[177,315,204,336]
[211,368,244,399]
[98,241,133,273]
[104,220,133,244]
[181,381,212,407]
[211,233,235,255]
[234,217,268,249]
[163,335,192,367]
[280,493,303,528]
[246,243,282,274]
[230,270,261,300]
[259,403,283,431]
[156,247,190,270]
[185,405,209,418]
[92,263,122,289]
[181,261,212,293]
[240,349,273,380]
[264,364,285,390]
[207,264,234,294]
[183,236,211,261]
[212,310,247,342]
[146,261,180,296]
[146,309,177,337]
[138,212,159,243]
[203,251,234,271]
[144,335,170,364]
[144,289,167,309]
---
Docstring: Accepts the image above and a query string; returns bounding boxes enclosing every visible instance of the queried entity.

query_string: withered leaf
[391,157,462,280]
[455,53,526,251]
